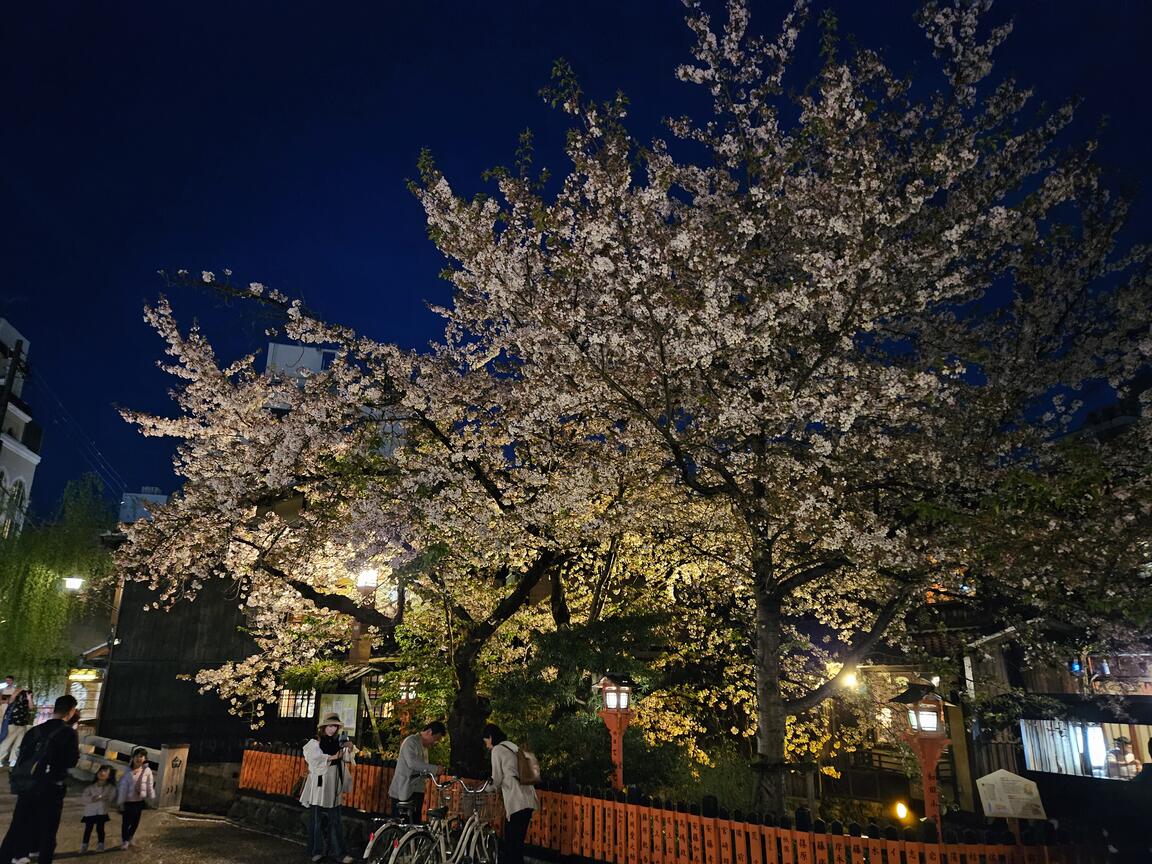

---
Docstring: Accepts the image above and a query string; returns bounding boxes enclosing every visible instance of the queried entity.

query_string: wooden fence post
[776,813,795,864]
[232,747,1104,864]
[792,808,813,864]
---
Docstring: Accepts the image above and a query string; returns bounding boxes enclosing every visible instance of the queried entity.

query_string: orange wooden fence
[236,749,1103,864]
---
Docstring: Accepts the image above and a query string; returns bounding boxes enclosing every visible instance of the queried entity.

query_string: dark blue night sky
[3,1,1150,517]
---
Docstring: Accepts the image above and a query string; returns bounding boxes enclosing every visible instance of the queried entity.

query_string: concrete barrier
[71,735,189,811]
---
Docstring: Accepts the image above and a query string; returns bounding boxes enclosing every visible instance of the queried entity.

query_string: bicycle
[387,775,499,864]
[363,797,422,863]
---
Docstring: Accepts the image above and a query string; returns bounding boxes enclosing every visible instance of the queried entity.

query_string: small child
[116,747,156,850]
[80,765,116,853]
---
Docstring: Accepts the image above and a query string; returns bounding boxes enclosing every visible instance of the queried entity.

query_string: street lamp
[357,569,379,590]
[595,674,636,791]
[349,569,379,663]
[58,575,123,727]
[891,683,950,830]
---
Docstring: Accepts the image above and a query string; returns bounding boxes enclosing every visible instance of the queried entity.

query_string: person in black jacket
[0,694,80,864]
[0,689,34,767]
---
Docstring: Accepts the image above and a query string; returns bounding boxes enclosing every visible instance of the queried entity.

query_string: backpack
[10,723,69,795]
[503,741,541,786]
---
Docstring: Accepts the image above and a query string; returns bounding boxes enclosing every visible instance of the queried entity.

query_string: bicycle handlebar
[454,777,491,794]
[420,772,456,790]
[418,772,492,794]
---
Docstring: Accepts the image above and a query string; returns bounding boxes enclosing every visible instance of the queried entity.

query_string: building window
[1,480,25,539]
[278,688,316,719]
[1021,718,1151,780]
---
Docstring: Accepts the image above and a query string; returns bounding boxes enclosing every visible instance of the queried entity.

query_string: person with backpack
[483,723,538,864]
[0,694,80,864]
[0,689,34,767]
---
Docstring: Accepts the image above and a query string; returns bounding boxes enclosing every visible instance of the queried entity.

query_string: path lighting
[63,576,85,592]
[841,671,859,689]
[595,674,636,791]
[891,683,951,831]
[903,688,946,736]
[349,568,379,662]
[356,569,379,590]
[895,801,910,821]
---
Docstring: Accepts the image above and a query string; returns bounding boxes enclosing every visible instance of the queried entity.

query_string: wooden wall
[98,580,311,759]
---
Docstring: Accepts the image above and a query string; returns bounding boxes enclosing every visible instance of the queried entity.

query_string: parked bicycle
[363,798,421,863]
[387,774,499,864]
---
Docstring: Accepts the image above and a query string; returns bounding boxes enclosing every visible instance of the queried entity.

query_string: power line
[25,365,128,498]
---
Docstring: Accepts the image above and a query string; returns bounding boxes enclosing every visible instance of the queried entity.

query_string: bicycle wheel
[388,830,437,864]
[445,826,463,861]
[478,828,499,864]
[366,823,406,863]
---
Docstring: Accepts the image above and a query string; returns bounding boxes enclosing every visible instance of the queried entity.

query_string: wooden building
[97,579,313,761]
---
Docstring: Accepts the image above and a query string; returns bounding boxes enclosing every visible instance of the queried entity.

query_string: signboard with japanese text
[976,769,1046,818]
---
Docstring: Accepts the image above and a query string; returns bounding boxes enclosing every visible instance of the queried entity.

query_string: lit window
[278,688,316,719]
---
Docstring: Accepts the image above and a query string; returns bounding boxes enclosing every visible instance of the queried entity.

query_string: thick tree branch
[783,592,911,713]
[468,549,562,648]
[227,537,398,631]
[774,557,851,597]
[587,535,620,625]
[550,560,572,628]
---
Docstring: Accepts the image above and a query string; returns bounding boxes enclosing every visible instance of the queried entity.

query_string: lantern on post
[890,683,951,830]
[595,674,636,791]
[395,679,420,736]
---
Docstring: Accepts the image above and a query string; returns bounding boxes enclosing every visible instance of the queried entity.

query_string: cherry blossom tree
[118,286,660,771]
[413,0,1152,808]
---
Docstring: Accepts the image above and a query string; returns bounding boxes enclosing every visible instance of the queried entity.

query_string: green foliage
[0,475,114,691]
[970,688,1067,734]
[663,743,757,812]
[281,660,347,693]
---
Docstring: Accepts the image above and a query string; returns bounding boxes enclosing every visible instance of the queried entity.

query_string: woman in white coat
[300,713,356,864]
[483,723,537,864]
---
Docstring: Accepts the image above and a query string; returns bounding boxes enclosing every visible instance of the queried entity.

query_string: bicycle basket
[444,785,502,826]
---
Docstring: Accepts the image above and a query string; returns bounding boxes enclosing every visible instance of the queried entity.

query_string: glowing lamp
[397,679,419,703]
[890,683,951,829]
[63,576,85,592]
[905,691,946,737]
[356,569,379,590]
[598,676,633,712]
[595,674,638,791]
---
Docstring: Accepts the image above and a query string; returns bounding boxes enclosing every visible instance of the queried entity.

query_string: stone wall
[227,793,373,852]
[181,762,243,815]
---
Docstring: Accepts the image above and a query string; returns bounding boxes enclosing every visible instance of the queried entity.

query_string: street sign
[976,769,1046,819]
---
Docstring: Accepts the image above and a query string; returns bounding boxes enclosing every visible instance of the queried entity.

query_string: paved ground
[0,780,308,864]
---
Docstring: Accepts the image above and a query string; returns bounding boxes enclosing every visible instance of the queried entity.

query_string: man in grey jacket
[387,721,445,822]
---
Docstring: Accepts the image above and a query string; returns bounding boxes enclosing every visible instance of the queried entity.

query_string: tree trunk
[443,551,560,776]
[446,651,491,777]
[752,552,789,816]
